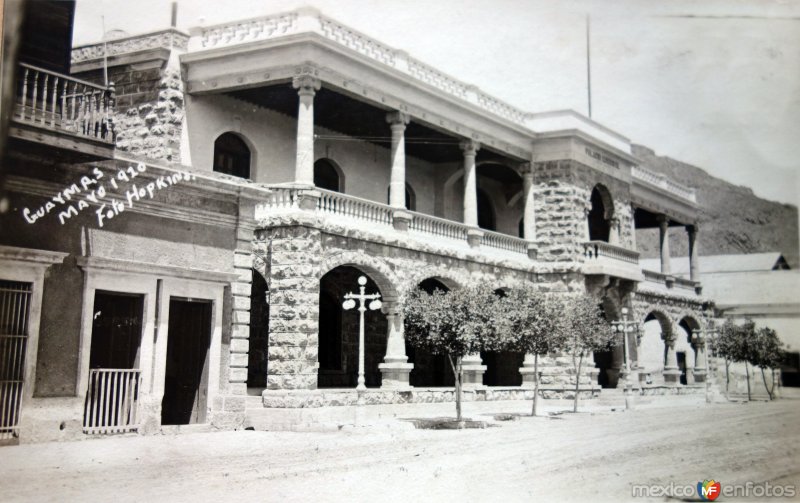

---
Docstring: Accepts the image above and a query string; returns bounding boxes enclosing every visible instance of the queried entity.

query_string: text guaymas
[21,162,196,228]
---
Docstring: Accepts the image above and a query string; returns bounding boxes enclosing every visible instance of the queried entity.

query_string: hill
[632,145,799,268]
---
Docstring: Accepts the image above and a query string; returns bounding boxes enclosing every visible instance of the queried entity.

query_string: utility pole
[342,276,382,390]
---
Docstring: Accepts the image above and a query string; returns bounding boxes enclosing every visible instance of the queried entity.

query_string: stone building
[1,4,712,441]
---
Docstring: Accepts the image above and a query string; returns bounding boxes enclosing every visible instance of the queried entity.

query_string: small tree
[501,287,567,416]
[561,293,615,413]
[403,285,503,422]
[717,319,757,400]
[751,326,784,400]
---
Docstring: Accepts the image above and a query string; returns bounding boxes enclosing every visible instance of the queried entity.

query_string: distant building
[1,3,716,442]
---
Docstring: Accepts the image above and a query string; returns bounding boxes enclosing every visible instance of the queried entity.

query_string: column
[657,215,671,275]
[378,304,413,388]
[693,337,707,383]
[688,224,700,282]
[519,353,538,388]
[387,111,412,231]
[460,140,483,247]
[608,217,620,245]
[292,75,321,186]
[663,336,681,386]
[583,206,592,241]
[460,353,486,387]
[520,163,537,259]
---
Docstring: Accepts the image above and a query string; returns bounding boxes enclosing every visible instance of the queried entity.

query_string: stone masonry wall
[73,53,185,163]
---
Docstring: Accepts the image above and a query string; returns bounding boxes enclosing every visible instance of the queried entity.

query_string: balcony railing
[583,241,639,264]
[631,165,696,203]
[14,63,115,143]
[642,269,700,293]
[256,187,529,256]
[83,369,141,435]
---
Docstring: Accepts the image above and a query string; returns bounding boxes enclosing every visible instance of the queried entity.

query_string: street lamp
[611,307,639,410]
[342,275,382,391]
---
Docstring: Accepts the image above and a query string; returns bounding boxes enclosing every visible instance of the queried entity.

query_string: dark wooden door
[161,299,211,425]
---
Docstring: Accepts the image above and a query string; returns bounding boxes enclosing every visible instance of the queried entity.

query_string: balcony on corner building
[8,63,116,161]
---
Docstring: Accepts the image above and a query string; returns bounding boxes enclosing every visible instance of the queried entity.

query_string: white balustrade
[480,229,528,255]
[583,241,640,264]
[632,165,696,203]
[317,190,393,226]
[408,212,468,242]
[15,63,115,143]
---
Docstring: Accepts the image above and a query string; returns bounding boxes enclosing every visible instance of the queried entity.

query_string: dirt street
[1,397,798,502]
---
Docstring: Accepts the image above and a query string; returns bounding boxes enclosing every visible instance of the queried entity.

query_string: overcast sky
[73,0,800,207]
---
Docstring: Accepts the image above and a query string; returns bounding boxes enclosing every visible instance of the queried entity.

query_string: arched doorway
[640,311,673,385]
[213,132,251,179]
[246,270,270,390]
[677,317,701,385]
[588,185,613,242]
[477,188,496,231]
[317,266,387,388]
[314,158,343,192]
[482,287,524,386]
[592,297,623,388]
[407,278,454,387]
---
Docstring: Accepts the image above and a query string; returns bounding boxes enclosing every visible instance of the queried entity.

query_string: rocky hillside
[633,145,799,268]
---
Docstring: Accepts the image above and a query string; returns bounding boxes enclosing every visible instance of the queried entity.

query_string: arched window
[314,159,342,192]
[588,185,613,242]
[386,183,416,211]
[477,188,496,231]
[213,133,250,179]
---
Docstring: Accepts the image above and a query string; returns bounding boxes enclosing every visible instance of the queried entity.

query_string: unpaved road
[1,398,799,502]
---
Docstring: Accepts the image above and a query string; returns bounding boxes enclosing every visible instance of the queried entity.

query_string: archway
[246,270,270,390]
[482,287,524,386]
[317,266,387,388]
[407,278,454,387]
[588,185,613,242]
[640,311,673,385]
[314,158,343,192]
[677,317,701,385]
[592,297,623,388]
[477,188,495,231]
[213,132,251,179]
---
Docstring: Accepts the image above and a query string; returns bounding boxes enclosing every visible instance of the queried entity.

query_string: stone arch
[247,268,270,389]
[643,310,674,341]
[401,266,467,299]
[318,250,400,303]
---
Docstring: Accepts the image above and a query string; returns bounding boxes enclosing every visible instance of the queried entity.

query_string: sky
[73,0,800,207]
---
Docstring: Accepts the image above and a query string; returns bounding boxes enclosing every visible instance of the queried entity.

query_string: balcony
[641,269,702,295]
[255,186,533,262]
[9,63,116,160]
[581,241,643,282]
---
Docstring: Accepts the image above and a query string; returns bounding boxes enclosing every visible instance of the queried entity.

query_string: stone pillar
[460,353,486,387]
[583,207,592,241]
[688,224,699,282]
[262,225,322,392]
[378,303,413,388]
[663,337,681,385]
[520,163,537,259]
[387,111,412,231]
[658,215,671,275]
[608,217,620,245]
[693,337,707,383]
[460,140,483,247]
[292,75,321,186]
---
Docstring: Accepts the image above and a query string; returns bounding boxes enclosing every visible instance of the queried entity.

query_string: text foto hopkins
[21,162,196,228]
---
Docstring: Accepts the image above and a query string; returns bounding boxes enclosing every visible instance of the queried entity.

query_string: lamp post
[342,276,382,391]
[698,317,718,404]
[611,307,639,410]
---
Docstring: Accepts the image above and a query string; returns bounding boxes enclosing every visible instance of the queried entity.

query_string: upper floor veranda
[56,7,702,296]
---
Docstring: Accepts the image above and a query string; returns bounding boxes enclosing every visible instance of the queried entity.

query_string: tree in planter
[502,288,567,416]
[560,293,615,413]
[751,326,785,400]
[403,285,505,422]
